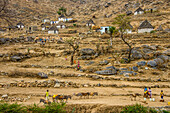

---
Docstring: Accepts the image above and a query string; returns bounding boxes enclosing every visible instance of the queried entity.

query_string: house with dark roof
[86,19,95,27]
[56,22,66,29]
[58,14,67,22]
[134,7,144,15]
[16,22,24,29]
[138,20,154,33]
[48,26,59,34]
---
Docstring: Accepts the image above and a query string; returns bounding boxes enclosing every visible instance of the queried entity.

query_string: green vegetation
[0,103,169,113]
[57,7,67,15]
[121,104,158,113]
[0,102,65,113]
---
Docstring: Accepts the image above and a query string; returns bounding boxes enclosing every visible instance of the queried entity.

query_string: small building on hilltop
[100,26,110,34]
[138,20,154,33]
[58,14,67,22]
[56,22,66,29]
[134,7,144,15]
[86,19,95,27]
[16,22,24,29]
[48,26,59,34]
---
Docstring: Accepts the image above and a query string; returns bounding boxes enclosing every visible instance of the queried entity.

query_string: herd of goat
[40,92,98,104]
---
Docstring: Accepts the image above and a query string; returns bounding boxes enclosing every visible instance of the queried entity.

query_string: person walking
[46,90,49,101]
[160,90,164,102]
[148,87,152,101]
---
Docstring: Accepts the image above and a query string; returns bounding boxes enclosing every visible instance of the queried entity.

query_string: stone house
[134,7,144,15]
[138,20,154,33]
[58,14,67,22]
[16,22,24,29]
[48,26,59,34]
[86,19,95,27]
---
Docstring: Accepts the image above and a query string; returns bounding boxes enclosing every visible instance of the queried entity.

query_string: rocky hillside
[1,0,169,28]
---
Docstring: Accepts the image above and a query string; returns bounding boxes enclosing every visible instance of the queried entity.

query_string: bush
[0,102,66,113]
[0,103,27,113]
[121,104,148,113]
[150,30,156,33]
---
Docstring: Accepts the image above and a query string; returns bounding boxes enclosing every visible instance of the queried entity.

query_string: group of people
[144,87,164,101]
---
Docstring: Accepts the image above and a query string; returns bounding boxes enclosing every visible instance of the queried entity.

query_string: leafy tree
[109,26,118,46]
[57,7,66,15]
[113,14,132,63]
[65,37,79,65]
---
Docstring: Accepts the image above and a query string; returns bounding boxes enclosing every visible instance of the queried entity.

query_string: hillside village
[0,0,170,112]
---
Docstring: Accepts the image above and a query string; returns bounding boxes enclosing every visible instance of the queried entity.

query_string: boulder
[95,69,117,75]
[119,71,134,76]
[147,61,157,67]
[99,60,109,65]
[106,66,116,70]
[80,48,95,56]
[153,58,164,64]
[10,55,22,62]
[158,55,169,62]
[137,61,146,66]
[132,50,142,59]
[132,66,138,72]
[0,38,6,44]
[38,72,48,79]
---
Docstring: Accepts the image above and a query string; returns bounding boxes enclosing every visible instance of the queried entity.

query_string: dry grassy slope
[6,0,169,28]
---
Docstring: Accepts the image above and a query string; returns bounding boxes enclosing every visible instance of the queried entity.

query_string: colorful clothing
[160,92,164,99]
[148,89,152,98]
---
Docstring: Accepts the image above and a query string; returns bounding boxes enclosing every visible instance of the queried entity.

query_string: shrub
[0,102,66,113]
[121,104,148,113]
[150,30,156,33]
[73,24,76,27]
[0,103,27,113]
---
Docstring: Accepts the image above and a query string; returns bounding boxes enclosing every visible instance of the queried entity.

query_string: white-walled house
[50,21,59,25]
[100,26,110,34]
[43,18,51,23]
[58,15,67,22]
[16,22,24,29]
[86,19,95,27]
[138,20,154,33]
[56,22,66,29]
[134,7,144,15]
[48,26,59,34]
[66,18,73,22]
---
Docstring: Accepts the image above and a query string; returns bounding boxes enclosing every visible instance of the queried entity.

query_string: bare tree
[0,0,17,26]
[65,37,79,65]
[113,14,132,63]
